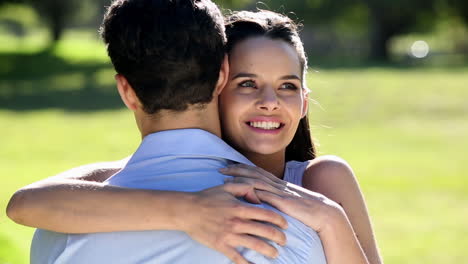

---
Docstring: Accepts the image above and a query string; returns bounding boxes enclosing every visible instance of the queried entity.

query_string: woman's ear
[213,55,229,96]
[301,90,309,118]
[115,74,141,111]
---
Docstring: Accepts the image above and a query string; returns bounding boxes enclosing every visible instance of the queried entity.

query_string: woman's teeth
[248,121,281,130]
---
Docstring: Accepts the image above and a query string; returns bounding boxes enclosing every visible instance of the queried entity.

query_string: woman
[7,10,381,264]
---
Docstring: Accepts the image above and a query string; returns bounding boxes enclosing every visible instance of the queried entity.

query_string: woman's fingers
[238,204,288,229]
[222,182,261,204]
[219,246,249,264]
[189,184,289,261]
[229,234,279,259]
[220,183,288,229]
[255,190,287,211]
[231,219,287,246]
[219,164,285,187]
[249,165,285,184]
[225,177,284,196]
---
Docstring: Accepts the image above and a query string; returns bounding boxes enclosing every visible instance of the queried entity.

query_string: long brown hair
[286,116,316,161]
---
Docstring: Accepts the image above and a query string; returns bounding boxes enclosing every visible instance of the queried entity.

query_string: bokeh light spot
[410,40,430,58]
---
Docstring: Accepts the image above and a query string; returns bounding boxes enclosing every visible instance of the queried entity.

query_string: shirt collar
[127,129,253,166]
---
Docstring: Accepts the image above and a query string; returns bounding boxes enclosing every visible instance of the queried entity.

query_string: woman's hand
[219,164,299,197]
[220,164,369,264]
[182,183,288,264]
[219,164,344,233]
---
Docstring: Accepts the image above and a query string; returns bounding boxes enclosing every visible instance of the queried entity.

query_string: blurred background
[0,0,467,263]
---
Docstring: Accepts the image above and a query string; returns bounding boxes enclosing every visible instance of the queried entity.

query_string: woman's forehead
[229,37,301,75]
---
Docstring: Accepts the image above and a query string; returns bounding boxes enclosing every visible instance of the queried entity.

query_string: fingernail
[218,168,228,173]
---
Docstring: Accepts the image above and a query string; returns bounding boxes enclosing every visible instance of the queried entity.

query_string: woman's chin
[244,141,284,156]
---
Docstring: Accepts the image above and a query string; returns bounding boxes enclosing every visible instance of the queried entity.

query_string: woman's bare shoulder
[303,155,357,192]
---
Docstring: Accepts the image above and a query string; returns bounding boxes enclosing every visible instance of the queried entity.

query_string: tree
[32,0,247,43]
[448,0,468,24]
[29,0,80,42]
[257,0,468,61]
[0,0,80,43]
[364,0,438,61]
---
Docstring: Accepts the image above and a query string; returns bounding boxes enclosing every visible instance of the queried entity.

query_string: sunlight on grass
[93,68,117,88]
[0,109,138,264]
[48,73,87,91]
[0,29,49,53]
[307,68,468,264]
[0,28,108,63]
[53,31,108,63]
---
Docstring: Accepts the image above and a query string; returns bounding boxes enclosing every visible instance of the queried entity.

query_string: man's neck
[137,101,222,139]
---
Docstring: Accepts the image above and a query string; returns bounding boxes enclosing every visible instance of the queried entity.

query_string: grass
[307,68,468,263]
[0,33,467,264]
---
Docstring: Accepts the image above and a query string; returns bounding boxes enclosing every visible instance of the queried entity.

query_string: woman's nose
[256,87,280,111]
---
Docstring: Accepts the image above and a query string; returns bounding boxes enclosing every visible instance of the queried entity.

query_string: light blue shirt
[31,129,326,264]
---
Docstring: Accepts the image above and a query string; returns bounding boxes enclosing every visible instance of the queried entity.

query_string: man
[30,0,326,263]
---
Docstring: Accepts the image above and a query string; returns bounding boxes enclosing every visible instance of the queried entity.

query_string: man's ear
[213,55,229,96]
[115,74,140,111]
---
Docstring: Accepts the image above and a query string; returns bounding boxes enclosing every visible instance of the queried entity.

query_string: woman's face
[219,36,307,157]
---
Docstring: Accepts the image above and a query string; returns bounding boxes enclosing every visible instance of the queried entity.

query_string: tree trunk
[51,21,62,42]
[369,17,393,62]
[50,9,64,42]
[366,3,399,63]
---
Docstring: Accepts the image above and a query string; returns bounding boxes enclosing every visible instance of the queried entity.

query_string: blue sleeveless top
[284,160,309,186]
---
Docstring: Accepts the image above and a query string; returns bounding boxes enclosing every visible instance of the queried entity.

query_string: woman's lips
[244,118,285,134]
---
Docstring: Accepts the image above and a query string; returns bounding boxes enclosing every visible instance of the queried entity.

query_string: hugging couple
[7,0,382,263]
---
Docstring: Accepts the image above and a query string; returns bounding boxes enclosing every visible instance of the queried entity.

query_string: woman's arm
[255,189,369,264]
[6,160,288,264]
[7,159,129,232]
[220,162,382,264]
[302,155,383,264]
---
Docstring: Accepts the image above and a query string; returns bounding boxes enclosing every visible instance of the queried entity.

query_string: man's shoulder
[137,129,251,165]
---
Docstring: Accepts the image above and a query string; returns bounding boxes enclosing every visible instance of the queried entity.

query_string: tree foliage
[365,0,437,60]
[447,0,468,24]
[29,0,80,42]
[0,0,244,43]
[258,0,467,61]
[0,0,79,43]
[1,0,467,58]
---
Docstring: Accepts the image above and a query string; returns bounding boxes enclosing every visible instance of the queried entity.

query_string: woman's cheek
[282,96,303,116]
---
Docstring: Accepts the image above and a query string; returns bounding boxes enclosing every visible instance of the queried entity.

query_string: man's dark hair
[100,0,226,114]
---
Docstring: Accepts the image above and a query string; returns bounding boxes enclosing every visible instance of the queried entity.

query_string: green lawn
[0,35,467,263]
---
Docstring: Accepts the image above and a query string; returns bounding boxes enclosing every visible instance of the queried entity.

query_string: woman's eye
[280,83,298,90]
[239,80,256,88]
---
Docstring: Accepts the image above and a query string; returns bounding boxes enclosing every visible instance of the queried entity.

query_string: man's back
[31,129,326,264]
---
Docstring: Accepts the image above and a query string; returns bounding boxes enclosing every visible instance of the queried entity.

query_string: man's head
[100,0,226,114]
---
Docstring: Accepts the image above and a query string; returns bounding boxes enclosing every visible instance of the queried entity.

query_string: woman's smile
[245,116,285,133]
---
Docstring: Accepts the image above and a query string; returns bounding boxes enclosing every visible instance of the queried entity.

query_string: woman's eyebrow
[279,75,301,81]
[231,72,257,80]
[231,73,300,81]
